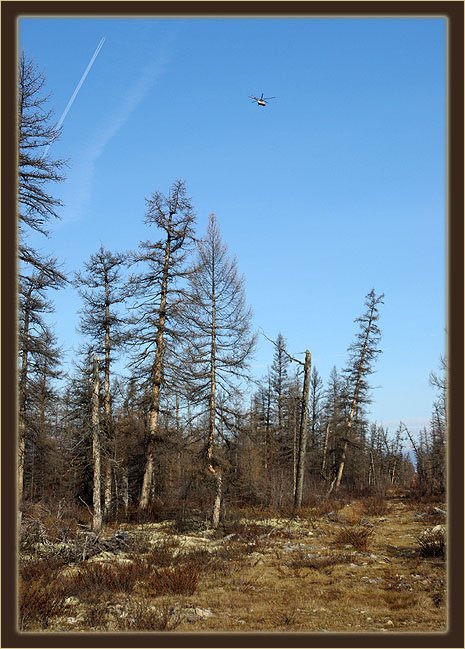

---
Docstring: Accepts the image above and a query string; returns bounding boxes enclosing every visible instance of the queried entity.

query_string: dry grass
[18,495,447,633]
[142,539,180,567]
[363,494,389,516]
[288,550,355,570]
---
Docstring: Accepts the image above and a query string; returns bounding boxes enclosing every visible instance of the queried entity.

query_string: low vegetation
[333,526,373,552]
[18,492,446,633]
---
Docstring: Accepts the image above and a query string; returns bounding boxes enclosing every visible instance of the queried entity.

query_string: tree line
[17,53,446,532]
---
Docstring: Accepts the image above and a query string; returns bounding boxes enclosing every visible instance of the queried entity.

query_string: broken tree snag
[294,350,311,511]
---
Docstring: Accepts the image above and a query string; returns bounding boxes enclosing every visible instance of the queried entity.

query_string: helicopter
[249,92,275,107]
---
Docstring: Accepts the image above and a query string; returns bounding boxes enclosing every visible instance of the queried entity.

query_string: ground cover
[18,494,446,633]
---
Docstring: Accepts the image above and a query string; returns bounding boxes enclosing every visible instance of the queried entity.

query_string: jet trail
[42,37,106,158]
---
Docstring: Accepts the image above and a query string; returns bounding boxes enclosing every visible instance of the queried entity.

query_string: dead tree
[262,332,312,510]
[18,271,63,513]
[330,289,384,493]
[18,52,66,283]
[17,53,66,513]
[128,180,195,511]
[181,214,256,528]
[294,350,312,510]
[75,246,127,518]
[92,354,102,534]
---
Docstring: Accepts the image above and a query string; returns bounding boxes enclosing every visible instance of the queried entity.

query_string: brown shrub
[179,548,213,570]
[148,563,201,596]
[19,556,67,582]
[19,576,67,630]
[417,527,445,558]
[272,605,299,628]
[83,601,109,629]
[307,495,350,518]
[362,495,388,516]
[117,601,180,631]
[66,560,144,596]
[333,527,373,551]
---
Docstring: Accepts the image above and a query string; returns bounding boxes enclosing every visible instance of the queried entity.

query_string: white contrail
[42,37,106,158]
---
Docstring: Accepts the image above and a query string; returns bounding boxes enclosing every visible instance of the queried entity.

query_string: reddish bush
[149,562,201,596]
[333,526,373,551]
[19,577,66,630]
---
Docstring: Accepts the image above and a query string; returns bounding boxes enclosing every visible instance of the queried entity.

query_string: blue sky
[19,16,446,437]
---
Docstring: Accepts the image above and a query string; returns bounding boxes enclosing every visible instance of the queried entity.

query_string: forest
[17,52,447,634]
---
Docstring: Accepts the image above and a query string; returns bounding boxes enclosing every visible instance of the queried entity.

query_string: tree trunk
[122,467,129,516]
[264,381,272,504]
[369,450,376,488]
[103,276,113,517]
[294,350,311,510]
[104,465,112,518]
[139,232,171,510]
[335,437,349,490]
[212,469,222,529]
[18,281,34,517]
[18,417,26,520]
[321,421,330,475]
[206,243,221,528]
[92,354,102,534]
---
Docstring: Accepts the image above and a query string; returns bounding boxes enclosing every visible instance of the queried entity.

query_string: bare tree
[294,350,311,510]
[270,333,291,434]
[18,52,66,283]
[181,214,256,527]
[128,180,195,511]
[429,356,447,494]
[406,357,447,496]
[321,366,345,483]
[25,327,61,501]
[92,354,102,534]
[261,332,312,510]
[330,289,384,492]
[308,366,324,477]
[268,333,295,495]
[18,272,63,512]
[17,53,66,515]
[75,245,127,517]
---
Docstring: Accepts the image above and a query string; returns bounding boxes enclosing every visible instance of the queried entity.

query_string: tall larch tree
[75,245,127,518]
[18,271,63,512]
[17,53,66,514]
[18,52,66,282]
[181,213,256,528]
[129,180,195,511]
[331,289,384,492]
[25,326,61,501]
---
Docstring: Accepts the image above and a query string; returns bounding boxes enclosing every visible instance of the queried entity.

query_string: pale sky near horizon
[19,16,446,438]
